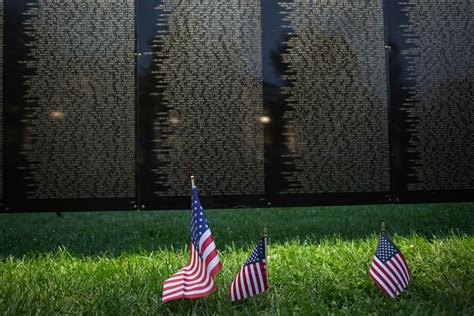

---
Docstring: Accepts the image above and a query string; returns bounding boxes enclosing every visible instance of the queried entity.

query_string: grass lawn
[1,203,473,314]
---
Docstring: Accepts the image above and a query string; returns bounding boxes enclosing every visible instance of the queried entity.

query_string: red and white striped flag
[162,182,222,303]
[230,236,268,302]
[369,231,411,298]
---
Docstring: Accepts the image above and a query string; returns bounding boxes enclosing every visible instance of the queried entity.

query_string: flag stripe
[163,245,197,285]
[163,280,215,301]
[230,279,235,301]
[250,265,260,294]
[199,230,211,249]
[165,274,213,294]
[164,246,196,281]
[164,249,206,288]
[399,253,411,280]
[207,254,221,275]
[230,262,269,302]
[204,246,218,264]
[240,268,247,299]
[256,263,265,292]
[370,266,396,298]
[393,255,410,287]
[398,252,409,272]
[242,267,250,297]
[163,279,215,301]
[230,263,268,302]
[245,266,254,297]
[164,261,198,284]
[370,262,398,296]
[163,271,212,293]
[394,253,410,283]
[371,266,396,297]
[246,266,255,296]
[388,256,407,287]
[390,255,408,286]
[392,255,410,285]
[233,274,239,300]
[201,241,215,261]
[373,258,402,293]
[249,265,258,295]
[163,243,216,298]
[163,278,213,297]
[162,231,221,302]
[369,268,395,298]
[386,263,406,294]
[386,259,407,289]
[261,263,268,290]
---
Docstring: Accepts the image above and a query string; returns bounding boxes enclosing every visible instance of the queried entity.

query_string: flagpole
[191,175,195,187]
[263,227,268,284]
[381,222,386,233]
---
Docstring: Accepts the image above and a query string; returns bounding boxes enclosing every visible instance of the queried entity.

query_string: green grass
[1,203,473,314]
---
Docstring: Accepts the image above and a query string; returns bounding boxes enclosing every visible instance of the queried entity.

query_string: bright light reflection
[169,117,180,124]
[260,116,271,124]
[50,111,65,120]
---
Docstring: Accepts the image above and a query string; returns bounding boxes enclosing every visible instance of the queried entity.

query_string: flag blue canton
[375,232,400,264]
[189,186,209,253]
[245,237,266,266]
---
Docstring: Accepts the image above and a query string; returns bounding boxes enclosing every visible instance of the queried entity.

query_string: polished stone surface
[1,0,473,211]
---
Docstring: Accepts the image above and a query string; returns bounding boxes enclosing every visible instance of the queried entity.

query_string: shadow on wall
[0,203,472,258]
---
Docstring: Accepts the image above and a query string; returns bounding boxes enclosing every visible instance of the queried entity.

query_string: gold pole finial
[263,227,268,237]
[190,175,195,187]
[381,222,386,232]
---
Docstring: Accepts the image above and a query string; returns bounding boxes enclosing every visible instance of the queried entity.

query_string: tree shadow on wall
[267,31,390,195]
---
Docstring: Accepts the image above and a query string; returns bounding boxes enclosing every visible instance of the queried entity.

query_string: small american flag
[230,236,268,302]
[369,231,411,298]
[162,184,222,303]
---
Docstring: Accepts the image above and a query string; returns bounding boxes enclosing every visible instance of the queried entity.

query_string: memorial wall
[149,0,264,197]
[277,0,390,195]
[0,0,3,208]
[1,0,473,211]
[402,1,473,192]
[387,0,474,202]
[3,0,136,210]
